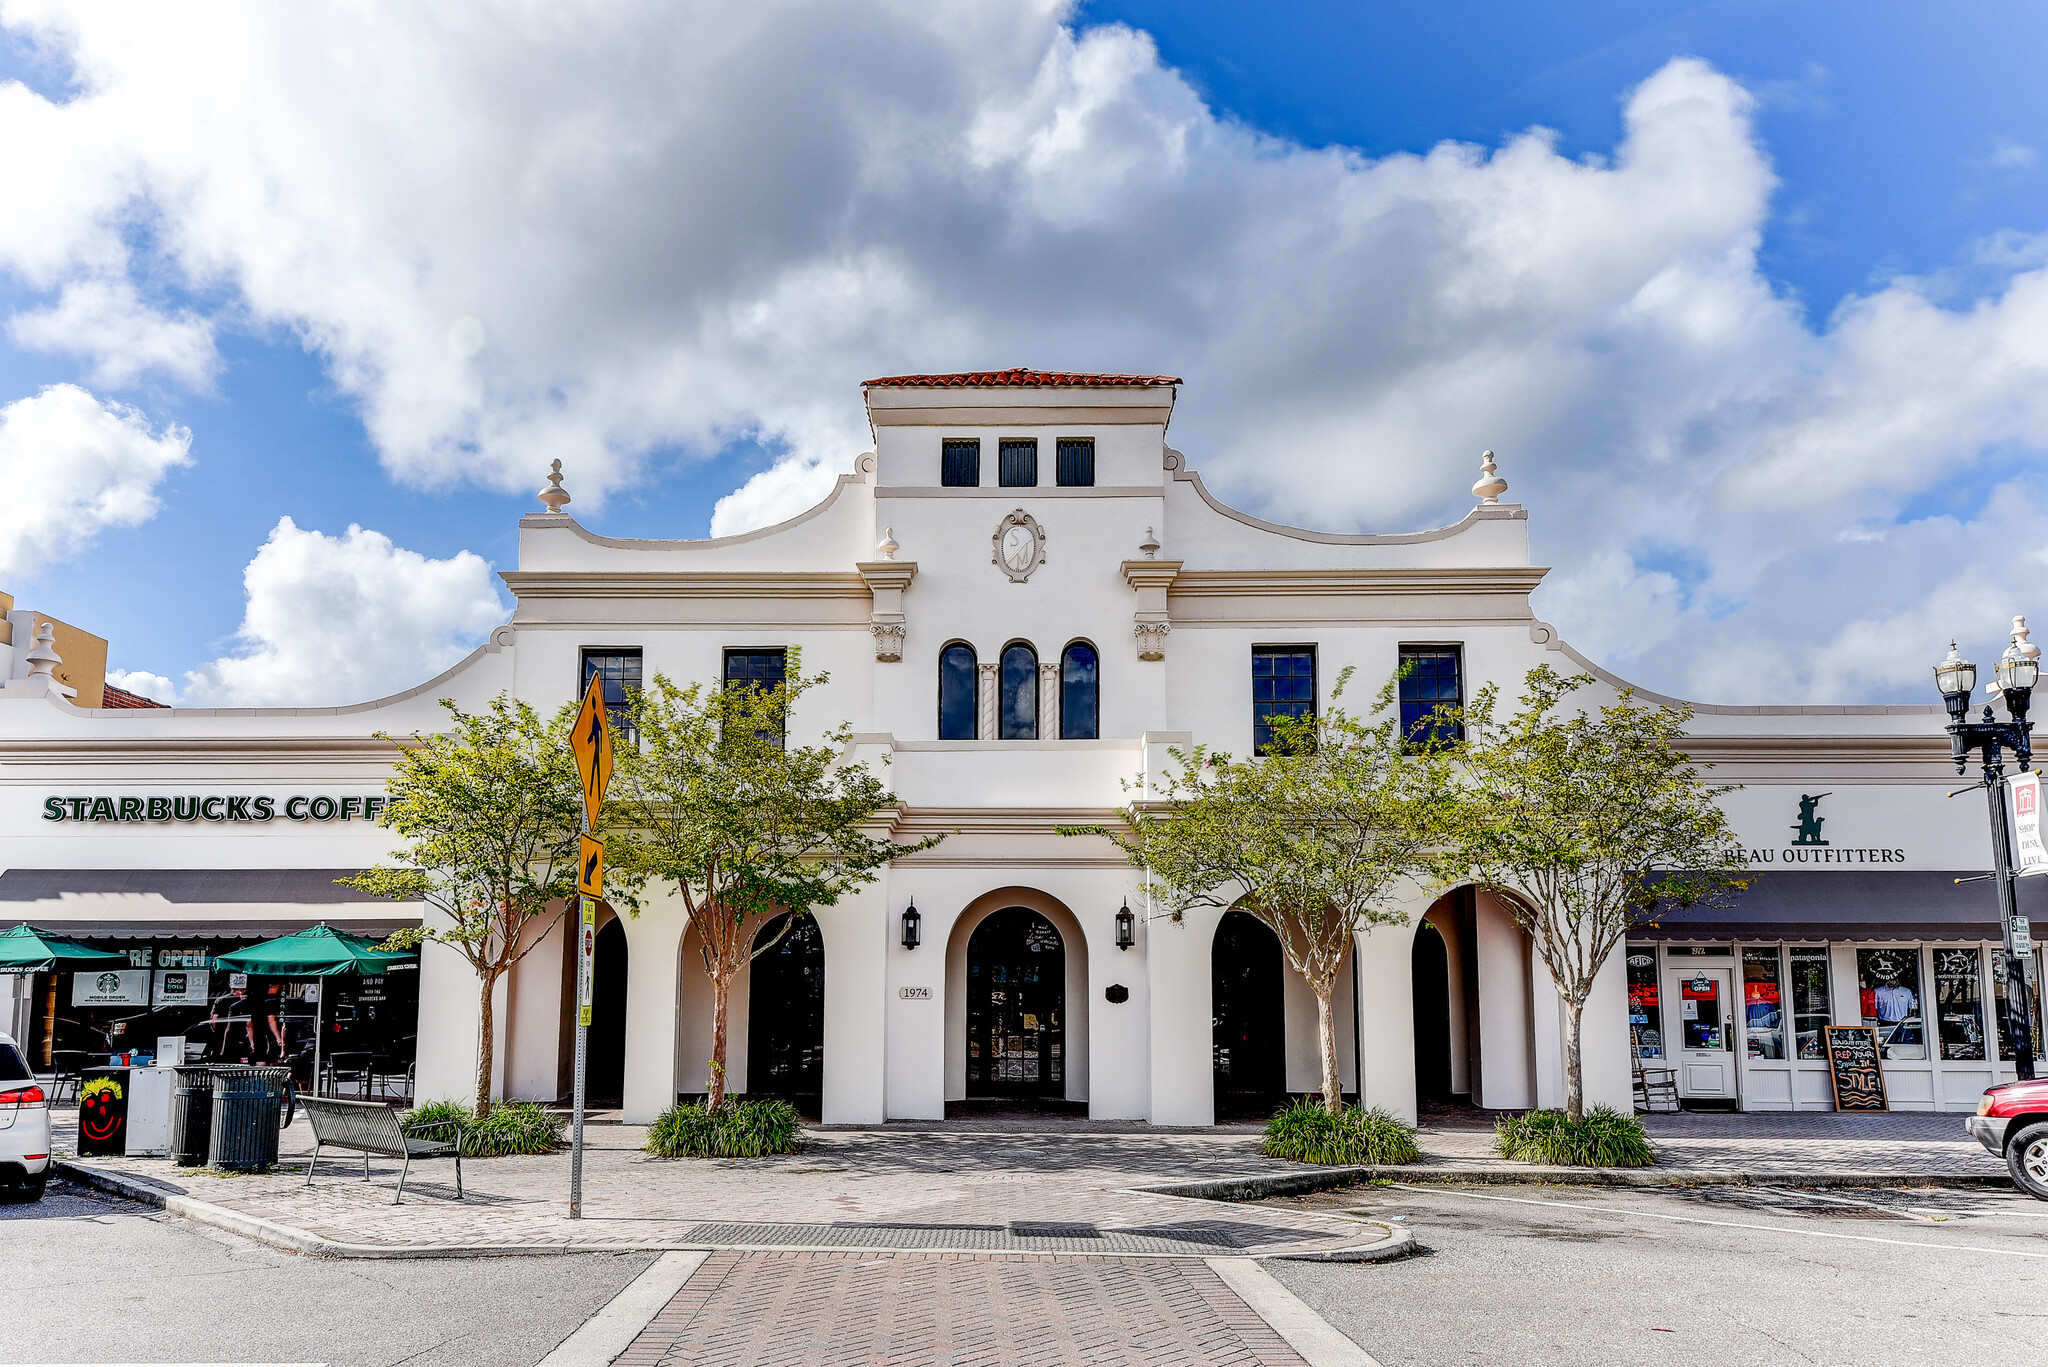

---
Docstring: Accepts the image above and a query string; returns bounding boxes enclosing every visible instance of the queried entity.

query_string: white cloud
[8,278,216,390]
[0,382,190,580]
[0,7,2045,699]
[104,668,175,703]
[180,518,506,707]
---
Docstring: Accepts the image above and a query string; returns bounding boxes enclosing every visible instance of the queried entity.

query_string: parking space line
[1390,1184,2048,1260]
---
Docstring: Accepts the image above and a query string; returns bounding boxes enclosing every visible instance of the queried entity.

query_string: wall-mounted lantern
[1115,899,1135,951]
[901,901,921,950]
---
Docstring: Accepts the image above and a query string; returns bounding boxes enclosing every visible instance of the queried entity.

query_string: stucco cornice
[1167,567,1550,598]
[1676,734,1952,775]
[1164,448,1528,546]
[0,736,407,768]
[502,571,872,601]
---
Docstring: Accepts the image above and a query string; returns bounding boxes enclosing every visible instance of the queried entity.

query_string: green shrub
[400,1099,565,1156]
[646,1098,804,1158]
[1494,1106,1655,1167]
[1261,1098,1420,1166]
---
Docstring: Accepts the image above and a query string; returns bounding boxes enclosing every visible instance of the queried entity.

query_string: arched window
[1000,642,1038,740]
[1060,641,1098,740]
[939,643,977,740]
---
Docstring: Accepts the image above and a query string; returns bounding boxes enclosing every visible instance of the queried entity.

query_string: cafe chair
[1631,1027,1679,1113]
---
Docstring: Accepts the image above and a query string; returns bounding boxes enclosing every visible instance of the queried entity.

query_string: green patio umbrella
[215,924,417,1094]
[0,923,131,973]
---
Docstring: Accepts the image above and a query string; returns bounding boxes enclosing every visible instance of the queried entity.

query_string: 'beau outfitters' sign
[42,794,388,824]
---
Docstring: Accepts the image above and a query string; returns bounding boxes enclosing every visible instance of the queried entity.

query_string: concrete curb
[1143,1164,2014,1199]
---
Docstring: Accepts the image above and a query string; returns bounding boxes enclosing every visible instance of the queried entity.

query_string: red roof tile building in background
[862,368,1181,388]
[101,683,168,709]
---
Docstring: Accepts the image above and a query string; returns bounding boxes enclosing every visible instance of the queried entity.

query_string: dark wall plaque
[1825,1025,1889,1112]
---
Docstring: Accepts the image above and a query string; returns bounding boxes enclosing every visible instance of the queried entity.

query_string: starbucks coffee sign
[42,794,388,824]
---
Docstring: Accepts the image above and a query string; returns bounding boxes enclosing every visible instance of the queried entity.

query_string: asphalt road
[1269,1180,2048,1366]
[1,1177,654,1367]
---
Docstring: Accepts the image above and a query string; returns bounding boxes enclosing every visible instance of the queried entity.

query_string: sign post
[567,675,613,1220]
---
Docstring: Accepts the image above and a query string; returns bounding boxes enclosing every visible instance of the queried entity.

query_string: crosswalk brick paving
[615,1251,1311,1367]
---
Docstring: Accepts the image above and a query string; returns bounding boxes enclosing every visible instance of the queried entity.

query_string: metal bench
[301,1096,463,1204]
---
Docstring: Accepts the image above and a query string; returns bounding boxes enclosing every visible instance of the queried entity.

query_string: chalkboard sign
[1824,1025,1889,1112]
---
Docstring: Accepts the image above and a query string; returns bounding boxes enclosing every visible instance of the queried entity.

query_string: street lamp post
[1936,620,2041,1081]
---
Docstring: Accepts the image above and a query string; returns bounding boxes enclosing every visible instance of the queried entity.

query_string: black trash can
[207,1067,291,1172]
[169,1064,220,1167]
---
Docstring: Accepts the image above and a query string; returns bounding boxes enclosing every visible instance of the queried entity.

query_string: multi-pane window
[1742,946,1785,1060]
[1789,946,1831,1060]
[1056,438,1095,487]
[1995,949,2045,1060]
[939,643,977,740]
[579,648,642,738]
[724,648,788,746]
[941,439,980,487]
[1251,647,1315,755]
[1859,946,1925,1060]
[1934,946,1987,1061]
[999,438,1037,488]
[1000,642,1038,739]
[1060,642,1098,740]
[1625,948,1662,1060]
[1398,646,1463,747]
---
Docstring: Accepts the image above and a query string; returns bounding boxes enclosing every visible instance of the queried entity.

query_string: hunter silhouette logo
[79,1075,124,1144]
[1791,793,1831,847]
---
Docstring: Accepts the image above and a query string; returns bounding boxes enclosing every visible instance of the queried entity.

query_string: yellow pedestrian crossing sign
[571,673,613,828]
[578,836,604,897]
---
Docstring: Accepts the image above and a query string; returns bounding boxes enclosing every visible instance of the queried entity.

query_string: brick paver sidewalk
[616,1252,1310,1367]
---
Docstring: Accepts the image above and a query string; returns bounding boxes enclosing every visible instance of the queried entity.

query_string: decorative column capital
[857,559,918,662]
[1121,558,1180,661]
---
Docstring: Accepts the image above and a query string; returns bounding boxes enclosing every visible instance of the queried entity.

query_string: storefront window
[1626,949,1662,1059]
[1743,946,1785,1060]
[1789,947,1831,1060]
[1932,946,1987,1061]
[1994,949,2046,1061]
[1858,946,1925,1061]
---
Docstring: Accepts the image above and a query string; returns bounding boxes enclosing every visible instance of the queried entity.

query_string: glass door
[1665,964,1737,1100]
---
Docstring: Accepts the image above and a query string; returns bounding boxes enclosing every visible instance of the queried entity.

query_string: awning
[0,869,411,903]
[0,868,420,939]
[1632,871,2048,942]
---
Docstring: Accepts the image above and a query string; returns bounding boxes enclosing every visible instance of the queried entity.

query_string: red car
[1970,1078,2048,1198]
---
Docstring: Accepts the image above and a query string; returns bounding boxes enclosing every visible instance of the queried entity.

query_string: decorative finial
[1139,527,1160,559]
[537,459,571,514]
[24,620,60,678]
[1472,450,1507,505]
[878,527,898,561]
[2015,616,2040,662]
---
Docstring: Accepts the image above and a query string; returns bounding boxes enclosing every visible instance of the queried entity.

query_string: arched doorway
[1213,910,1285,1118]
[966,908,1064,1098]
[1412,920,1453,1103]
[747,914,824,1111]
[586,918,629,1106]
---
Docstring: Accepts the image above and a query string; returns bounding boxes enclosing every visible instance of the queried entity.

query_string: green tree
[341,695,586,1118]
[1064,670,1456,1114]
[1453,665,1748,1121]
[606,657,937,1111]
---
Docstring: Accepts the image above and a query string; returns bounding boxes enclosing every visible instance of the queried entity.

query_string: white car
[0,1033,50,1201]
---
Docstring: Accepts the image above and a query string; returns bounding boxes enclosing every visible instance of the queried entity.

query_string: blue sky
[1,3,2044,706]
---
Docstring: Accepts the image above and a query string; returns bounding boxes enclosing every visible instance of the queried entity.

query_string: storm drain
[1773,1205,1909,1220]
[675,1220,1253,1253]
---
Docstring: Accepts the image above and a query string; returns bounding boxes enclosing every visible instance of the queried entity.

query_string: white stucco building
[4,369,2041,1121]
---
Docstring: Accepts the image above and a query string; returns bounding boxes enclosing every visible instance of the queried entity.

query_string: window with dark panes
[999,438,1037,488]
[580,648,642,739]
[1251,647,1315,755]
[1055,438,1095,487]
[941,438,980,487]
[1742,946,1784,1060]
[724,647,788,745]
[1625,948,1663,1059]
[939,643,978,740]
[1789,947,1831,1059]
[1001,642,1038,739]
[1398,646,1463,747]
[1060,641,1098,739]
[1995,949,2045,1060]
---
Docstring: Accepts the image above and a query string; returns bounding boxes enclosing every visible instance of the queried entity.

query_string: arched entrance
[966,907,1065,1098]
[747,914,824,1111]
[586,917,629,1106]
[1213,910,1286,1118]
[1412,920,1453,1103]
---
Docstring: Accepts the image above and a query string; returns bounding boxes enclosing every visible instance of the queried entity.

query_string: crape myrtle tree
[1453,665,1748,1121]
[605,653,940,1112]
[1064,670,1457,1114]
[343,696,586,1119]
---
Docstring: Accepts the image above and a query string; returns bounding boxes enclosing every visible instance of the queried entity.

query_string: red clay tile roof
[862,368,1180,388]
[101,683,168,709]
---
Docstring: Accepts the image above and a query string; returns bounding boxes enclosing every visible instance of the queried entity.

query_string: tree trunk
[707,970,731,1112]
[1564,996,1585,1123]
[475,969,498,1120]
[1315,982,1342,1115]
